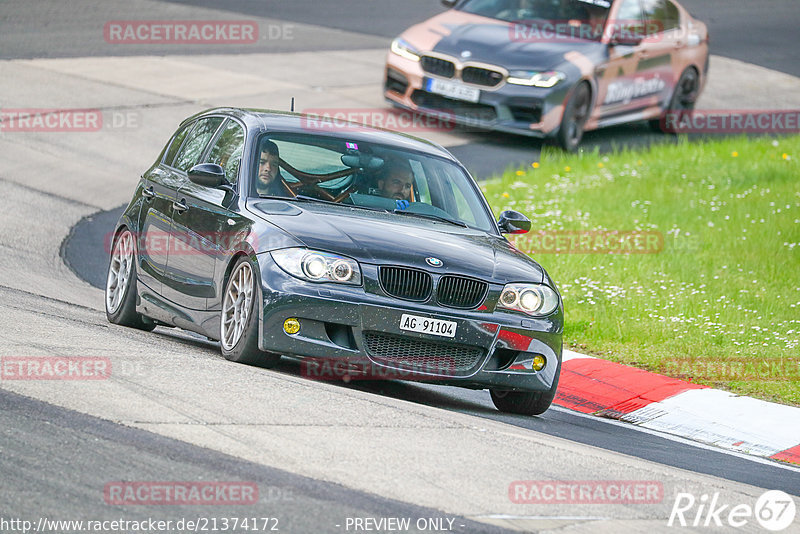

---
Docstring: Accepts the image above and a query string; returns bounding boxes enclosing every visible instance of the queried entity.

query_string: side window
[641,0,680,34]
[205,120,245,184]
[173,117,224,172]
[661,0,680,32]
[615,0,645,39]
[163,122,192,166]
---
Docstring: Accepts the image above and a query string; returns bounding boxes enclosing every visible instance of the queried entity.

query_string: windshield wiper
[287,195,389,213]
[392,210,468,228]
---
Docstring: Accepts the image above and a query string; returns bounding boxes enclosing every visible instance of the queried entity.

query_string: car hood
[249,200,544,284]
[420,11,603,71]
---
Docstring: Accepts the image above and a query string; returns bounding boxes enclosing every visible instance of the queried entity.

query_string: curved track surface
[2,0,800,532]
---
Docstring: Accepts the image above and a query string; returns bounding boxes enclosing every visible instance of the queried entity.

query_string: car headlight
[507,70,566,88]
[391,38,421,62]
[271,248,362,285]
[497,283,559,316]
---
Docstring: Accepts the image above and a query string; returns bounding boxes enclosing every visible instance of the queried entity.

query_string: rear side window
[205,120,245,184]
[173,117,224,172]
[163,122,192,166]
[641,0,680,33]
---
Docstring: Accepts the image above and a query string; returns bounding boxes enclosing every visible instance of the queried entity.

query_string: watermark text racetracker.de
[509,480,664,504]
[0,108,142,132]
[103,20,294,44]
[301,358,457,382]
[512,230,664,255]
[104,481,258,506]
[105,229,258,257]
[301,108,461,133]
[660,109,800,134]
[664,357,800,381]
[0,357,110,381]
[510,19,674,43]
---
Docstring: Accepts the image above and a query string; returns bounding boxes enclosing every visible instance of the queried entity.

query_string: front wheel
[557,82,592,152]
[105,228,155,331]
[490,369,560,416]
[220,257,281,367]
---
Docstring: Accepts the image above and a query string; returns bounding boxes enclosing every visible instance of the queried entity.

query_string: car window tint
[615,0,645,37]
[173,117,224,172]
[205,120,245,184]
[163,122,192,166]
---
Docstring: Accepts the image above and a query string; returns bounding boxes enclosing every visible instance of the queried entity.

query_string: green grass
[482,136,800,406]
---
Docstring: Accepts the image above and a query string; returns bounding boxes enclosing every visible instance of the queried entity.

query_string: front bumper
[384,52,568,138]
[257,254,562,392]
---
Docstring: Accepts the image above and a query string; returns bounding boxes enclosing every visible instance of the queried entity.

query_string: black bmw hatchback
[105,108,563,415]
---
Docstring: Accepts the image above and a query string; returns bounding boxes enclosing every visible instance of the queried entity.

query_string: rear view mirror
[498,210,531,234]
[441,0,457,7]
[188,163,227,188]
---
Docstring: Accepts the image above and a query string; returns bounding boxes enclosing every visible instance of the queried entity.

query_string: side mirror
[441,0,457,7]
[188,163,227,188]
[498,210,531,235]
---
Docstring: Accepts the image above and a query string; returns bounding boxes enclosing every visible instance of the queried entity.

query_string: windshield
[251,132,496,233]
[459,0,611,40]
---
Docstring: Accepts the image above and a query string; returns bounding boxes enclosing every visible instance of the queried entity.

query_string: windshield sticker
[577,0,611,8]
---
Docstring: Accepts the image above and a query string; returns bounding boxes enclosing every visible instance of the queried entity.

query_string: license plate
[399,314,457,338]
[425,78,481,103]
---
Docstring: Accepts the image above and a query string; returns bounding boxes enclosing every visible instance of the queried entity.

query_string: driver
[256,140,285,197]
[376,159,413,209]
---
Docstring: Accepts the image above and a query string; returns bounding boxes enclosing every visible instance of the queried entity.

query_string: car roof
[182,107,457,161]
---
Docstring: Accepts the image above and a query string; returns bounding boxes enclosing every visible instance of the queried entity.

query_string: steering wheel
[277,159,359,202]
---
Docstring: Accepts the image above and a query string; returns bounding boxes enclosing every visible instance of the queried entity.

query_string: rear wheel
[650,67,699,133]
[105,229,155,331]
[220,257,281,367]
[557,82,591,152]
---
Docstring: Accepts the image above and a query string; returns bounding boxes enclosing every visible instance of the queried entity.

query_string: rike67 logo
[668,490,796,531]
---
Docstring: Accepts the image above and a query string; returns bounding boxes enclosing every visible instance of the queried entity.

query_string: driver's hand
[395,199,410,210]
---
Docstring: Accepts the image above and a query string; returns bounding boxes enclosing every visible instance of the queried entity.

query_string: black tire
[650,67,699,133]
[220,256,281,368]
[490,366,561,416]
[557,82,592,152]
[105,228,155,331]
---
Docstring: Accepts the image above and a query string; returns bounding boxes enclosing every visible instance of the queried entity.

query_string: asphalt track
[56,0,800,497]
[3,0,800,532]
[0,388,511,534]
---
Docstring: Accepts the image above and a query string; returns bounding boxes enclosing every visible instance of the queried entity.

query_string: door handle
[172,199,188,213]
[142,186,155,200]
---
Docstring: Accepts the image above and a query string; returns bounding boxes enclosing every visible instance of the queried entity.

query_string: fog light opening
[283,318,301,335]
[532,355,546,372]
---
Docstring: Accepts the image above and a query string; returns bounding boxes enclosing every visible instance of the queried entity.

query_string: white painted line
[550,405,800,473]
[472,514,610,520]
[562,349,595,362]
[630,388,800,456]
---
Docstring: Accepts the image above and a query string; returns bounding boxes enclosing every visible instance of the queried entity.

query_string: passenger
[256,140,285,197]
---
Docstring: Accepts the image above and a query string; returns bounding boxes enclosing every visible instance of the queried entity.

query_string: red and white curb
[555,350,800,465]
